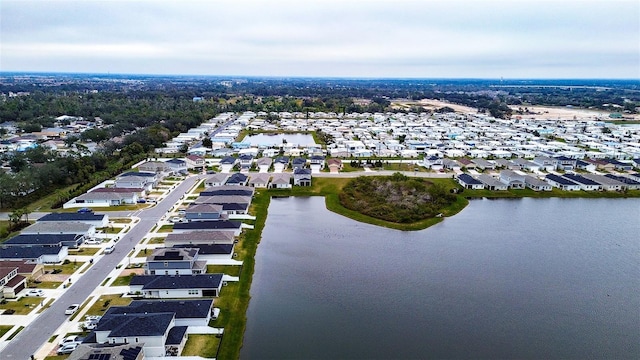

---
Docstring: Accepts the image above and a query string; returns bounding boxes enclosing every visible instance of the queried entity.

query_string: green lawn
[147,237,165,244]
[110,218,133,224]
[207,265,242,277]
[110,274,135,286]
[43,262,85,275]
[182,334,221,358]
[84,295,131,315]
[0,325,14,338]
[0,297,44,315]
[68,247,100,256]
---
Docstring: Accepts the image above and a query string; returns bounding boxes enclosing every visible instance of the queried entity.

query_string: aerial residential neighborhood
[1,103,640,359]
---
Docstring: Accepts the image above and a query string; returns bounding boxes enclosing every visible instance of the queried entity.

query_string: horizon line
[1,71,639,82]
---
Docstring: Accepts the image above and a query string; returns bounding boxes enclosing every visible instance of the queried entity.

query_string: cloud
[1,0,638,78]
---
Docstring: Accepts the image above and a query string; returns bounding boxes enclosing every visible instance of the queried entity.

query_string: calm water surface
[243,133,316,146]
[242,197,640,359]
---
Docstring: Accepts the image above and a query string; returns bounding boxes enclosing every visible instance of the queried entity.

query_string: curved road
[0,175,202,360]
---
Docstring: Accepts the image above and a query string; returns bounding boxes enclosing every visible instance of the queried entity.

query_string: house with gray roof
[129,274,224,298]
[172,220,242,236]
[145,248,207,275]
[477,174,508,191]
[37,212,109,228]
[104,299,214,327]
[204,173,230,187]
[184,204,224,221]
[524,175,552,191]
[270,173,292,189]
[0,246,68,264]
[91,312,177,357]
[164,231,236,247]
[248,173,271,188]
[3,233,84,248]
[200,185,254,197]
[256,157,272,173]
[21,222,95,238]
[67,343,144,360]
[499,170,526,189]
[66,191,139,208]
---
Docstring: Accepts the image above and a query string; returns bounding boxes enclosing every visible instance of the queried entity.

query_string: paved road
[0,175,202,360]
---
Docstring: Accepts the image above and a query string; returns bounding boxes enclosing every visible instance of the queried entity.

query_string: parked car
[170,216,186,223]
[137,198,146,203]
[65,304,80,315]
[76,208,93,213]
[57,342,81,354]
[104,245,115,254]
[25,289,45,297]
[177,209,186,215]
[83,238,102,245]
[82,315,102,330]
[59,335,84,346]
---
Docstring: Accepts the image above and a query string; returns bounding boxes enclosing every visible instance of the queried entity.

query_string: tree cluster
[339,173,457,223]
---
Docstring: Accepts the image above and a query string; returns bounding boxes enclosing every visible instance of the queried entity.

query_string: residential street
[0,175,202,360]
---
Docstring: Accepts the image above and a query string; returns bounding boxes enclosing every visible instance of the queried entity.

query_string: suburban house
[471,158,495,171]
[225,173,249,186]
[90,187,146,199]
[104,298,215,327]
[173,243,235,263]
[273,157,290,173]
[184,204,224,221]
[248,173,270,188]
[0,265,26,299]
[199,185,254,197]
[270,173,292,189]
[186,155,205,170]
[89,312,179,357]
[545,174,581,191]
[37,212,109,228]
[194,196,251,215]
[555,156,577,171]
[138,161,172,175]
[0,260,45,285]
[291,157,307,170]
[0,246,68,264]
[219,157,238,173]
[66,343,144,360]
[204,173,230,187]
[604,174,640,190]
[129,274,224,298]
[456,173,485,189]
[145,248,207,275]
[499,170,526,189]
[581,173,625,191]
[21,222,96,239]
[327,158,343,173]
[256,157,272,173]
[67,191,139,208]
[293,168,312,186]
[2,233,85,248]
[309,155,325,173]
[165,158,188,174]
[524,175,553,191]
[164,230,236,247]
[477,174,508,191]
[532,156,556,172]
[561,173,601,191]
[443,158,461,171]
[115,172,157,191]
[172,220,242,236]
[422,156,443,170]
[238,154,254,170]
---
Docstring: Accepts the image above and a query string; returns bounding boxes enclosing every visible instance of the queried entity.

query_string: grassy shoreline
[218,176,640,358]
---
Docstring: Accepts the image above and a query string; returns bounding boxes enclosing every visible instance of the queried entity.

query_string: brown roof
[0,261,37,275]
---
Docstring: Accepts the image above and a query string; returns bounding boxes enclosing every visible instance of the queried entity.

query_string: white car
[59,335,83,346]
[84,238,102,245]
[57,342,81,354]
[104,245,115,254]
[65,304,80,315]
[24,289,44,297]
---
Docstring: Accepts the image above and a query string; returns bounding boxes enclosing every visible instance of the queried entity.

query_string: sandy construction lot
[392,98,640,121]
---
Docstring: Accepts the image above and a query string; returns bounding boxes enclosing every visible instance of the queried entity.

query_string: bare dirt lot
[392,98,640,121]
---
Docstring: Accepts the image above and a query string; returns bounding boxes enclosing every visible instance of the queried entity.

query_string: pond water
[242,197,640,359]
[242,133,316,147]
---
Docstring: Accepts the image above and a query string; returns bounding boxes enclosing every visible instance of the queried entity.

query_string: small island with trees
[339,173,457,224]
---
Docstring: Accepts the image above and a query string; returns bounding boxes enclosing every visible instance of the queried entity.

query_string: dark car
[77,208,93,213]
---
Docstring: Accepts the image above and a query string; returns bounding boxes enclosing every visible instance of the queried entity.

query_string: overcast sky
[1,0,638,79]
